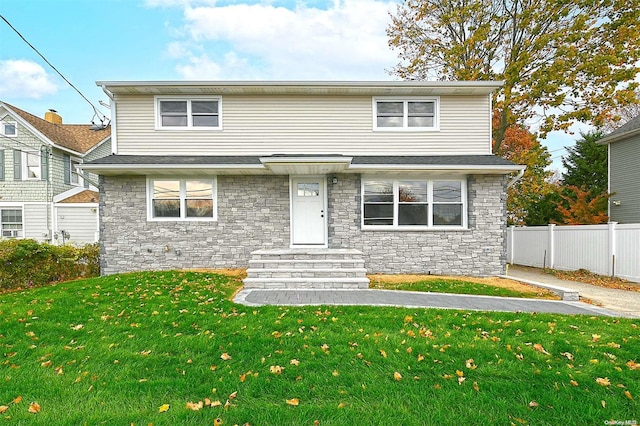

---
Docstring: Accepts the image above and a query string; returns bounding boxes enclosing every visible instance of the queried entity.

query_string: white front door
[291,177,327,246]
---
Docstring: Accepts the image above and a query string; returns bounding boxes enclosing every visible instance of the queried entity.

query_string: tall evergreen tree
[562,131,608,196]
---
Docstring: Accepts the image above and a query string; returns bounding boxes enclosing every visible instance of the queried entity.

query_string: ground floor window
[147,178,216,221]
[362,177,466,229]
[1,208,23,238]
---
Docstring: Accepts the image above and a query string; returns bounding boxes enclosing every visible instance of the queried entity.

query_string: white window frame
[361,176,467,230]
[146,177,217,221]
[0,206,23,239]
[154,96,222,130]
[70,157,82,186]
[22,150,41,180]
[1,121,17,137]
[372,97,439,131]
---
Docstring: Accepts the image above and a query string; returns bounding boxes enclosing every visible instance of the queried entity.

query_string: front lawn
[369,274,559,299]
[0,271,638,425]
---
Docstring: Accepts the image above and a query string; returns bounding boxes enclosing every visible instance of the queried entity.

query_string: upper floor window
[373,98,439,131]
[156,97,221,129]
[362,177,466,229]
[147,178,216,221]
[23,151,41,180]
[1,122,17,137]
[71,157,81,185]
[1,208,23,239]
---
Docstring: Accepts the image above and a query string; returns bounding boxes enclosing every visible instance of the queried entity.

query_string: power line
[0,14,109,128]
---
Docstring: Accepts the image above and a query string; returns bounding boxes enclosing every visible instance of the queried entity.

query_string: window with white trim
[23,151,41,180]
[1,121,17,137]
[373,98,438,130]
[362,178,466,228]
[156,97,221,129]
[148,178,216,220]
[71,157,81,185]
[1,208,23,238]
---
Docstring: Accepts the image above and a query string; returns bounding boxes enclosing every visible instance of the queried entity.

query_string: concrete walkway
[234,279,629,318]
[507,265,640,318]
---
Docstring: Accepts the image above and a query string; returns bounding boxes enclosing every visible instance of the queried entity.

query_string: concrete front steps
[243,248,370,289]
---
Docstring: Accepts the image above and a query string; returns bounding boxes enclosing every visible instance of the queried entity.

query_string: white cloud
[0,60,58,98]
[162,0,400,80]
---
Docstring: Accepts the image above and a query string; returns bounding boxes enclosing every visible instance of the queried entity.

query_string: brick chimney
[44,109,62,124]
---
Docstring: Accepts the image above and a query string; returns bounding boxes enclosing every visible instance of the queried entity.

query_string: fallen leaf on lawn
[13,396,22,404]
[596,377,611,387]
[0,406,8,414]
[601,400,606,408]
[516,353,524,360]
[529,401,538,408]
[158,404,170,413]
[626,360,640,370]
[591,334,601,342]
[606,342,621,348]
[417,354,424,362]
[210,400,222,407]
[270,365,284,375]
[379,349,387,358]
[560,352,574,361]
[72,324,84,330]
[533,343,550,355]
[224,400,231,410]
[570,380,579,386]
[332,370,339,377]
[625,390,633,399]
[458,377,466,385]
[465,359,476,369]
[220,353,231,361]
[228,391,237,400]
[239,373,246,382]
[186,401,203,411]
[214,418,223,426]
[473,381,479,391]
[41,360,52,368]
[28,402,40,414]
[290,359,300,366]
[456,370,464,377]
[286,398,299,406]
[394,372,402,381]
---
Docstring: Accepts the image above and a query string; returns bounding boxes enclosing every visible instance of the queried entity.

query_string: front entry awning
[259,155,352,175]
[81,154,524,176]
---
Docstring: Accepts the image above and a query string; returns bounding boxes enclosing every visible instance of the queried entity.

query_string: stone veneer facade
[99,173,507,276]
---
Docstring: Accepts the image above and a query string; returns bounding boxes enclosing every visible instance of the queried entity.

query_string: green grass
[369,277,553,298]
[0,271,638,425]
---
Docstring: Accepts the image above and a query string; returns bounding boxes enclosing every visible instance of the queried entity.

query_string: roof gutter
[507,167,526,188]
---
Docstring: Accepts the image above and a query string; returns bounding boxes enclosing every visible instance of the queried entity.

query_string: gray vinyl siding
[113,94,492,156]
[23,203,49,240]
[84,138,112,186]
[609,136,640,223]
[55,205,99,244]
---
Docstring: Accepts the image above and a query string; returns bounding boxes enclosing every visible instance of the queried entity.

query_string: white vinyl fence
[507,223,640,283]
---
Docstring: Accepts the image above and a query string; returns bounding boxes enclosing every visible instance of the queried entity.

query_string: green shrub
[0,239,100,291]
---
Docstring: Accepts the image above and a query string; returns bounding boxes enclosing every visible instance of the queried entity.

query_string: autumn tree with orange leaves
[492,112,554,225]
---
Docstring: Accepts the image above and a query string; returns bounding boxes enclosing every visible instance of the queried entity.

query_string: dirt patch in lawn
[368,274,560,299]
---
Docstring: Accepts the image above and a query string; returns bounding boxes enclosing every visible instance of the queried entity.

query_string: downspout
[507,167,525,188]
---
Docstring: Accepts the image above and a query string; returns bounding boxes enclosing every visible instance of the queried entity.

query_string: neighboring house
[82,81,524,287]
[0,102,111,245]
[598,115,640,223]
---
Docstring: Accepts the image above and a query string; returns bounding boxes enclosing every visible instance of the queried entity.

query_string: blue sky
[0,0,576,169]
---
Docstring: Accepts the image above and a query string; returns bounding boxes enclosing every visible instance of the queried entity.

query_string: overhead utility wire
[0,14,109,127]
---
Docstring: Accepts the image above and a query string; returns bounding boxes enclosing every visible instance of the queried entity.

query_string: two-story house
[82,81,524,288]
[0,102,111,244]
[598,114,640,223]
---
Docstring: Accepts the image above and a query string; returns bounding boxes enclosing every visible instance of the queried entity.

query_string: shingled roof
[1,102,110,154]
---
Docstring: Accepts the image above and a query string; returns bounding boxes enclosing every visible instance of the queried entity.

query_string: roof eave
[598,127,640,145]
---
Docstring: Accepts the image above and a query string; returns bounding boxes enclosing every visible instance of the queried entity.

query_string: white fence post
[547,224,555,270]
[608,222,617,277]
[508,226,514,264]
